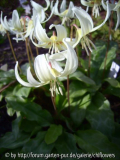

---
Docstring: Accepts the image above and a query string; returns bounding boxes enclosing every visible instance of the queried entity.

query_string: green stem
[28,40,34,62]
[7,31,21,72]
[103,12,113,79]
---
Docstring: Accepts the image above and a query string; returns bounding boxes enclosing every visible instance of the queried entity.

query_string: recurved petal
[72,7,93,37]
[35,18,50,43]
[31,0,43,12]
[53,0,60,15]
[49,24,67,41]
[44,0,50,11]
[1,12,9,31]
[81,0,94,7]
[92,1,111,32]
[115,8,120,30]
[60,39,78,77]
[67,1,74,18]
[60,0,66,13]
[34,54,55,83]
[12,10,22,30]
[27,67,42,86]
[49,50,66,61]
[15,62,33,87]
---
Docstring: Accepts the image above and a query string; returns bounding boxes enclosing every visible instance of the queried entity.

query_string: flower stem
[6,31,21,72]
[51,92,57,115]
[103,12,113,79]
[28,40,34,62]
[25,38,33,71]
[35,38,39,55]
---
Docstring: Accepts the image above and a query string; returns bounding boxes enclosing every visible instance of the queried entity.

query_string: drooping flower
[72,1,111,55]
[31,0,50,22]
[102,0,120,30]
[81,0,102,18]
[15,40,78,96]
[1,10,25,41]
[51,0,75,25]
[30,18,78,53]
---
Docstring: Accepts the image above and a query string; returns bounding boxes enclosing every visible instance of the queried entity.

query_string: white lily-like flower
[31,0,54,23]
[102,0,120,30]
[72,1,111,55]
[31,0,50,21]
[0,24,6,36]
[15,40,78,96]
[1,10,25,42]
[51,0,74,25]
[15,0,54,41]
[81,0,102,18]
[30,18,78,53]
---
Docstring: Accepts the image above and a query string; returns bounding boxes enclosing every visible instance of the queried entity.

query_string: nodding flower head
[15,40,78,96]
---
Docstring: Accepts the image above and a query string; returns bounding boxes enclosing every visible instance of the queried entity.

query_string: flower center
[48,31,63,54]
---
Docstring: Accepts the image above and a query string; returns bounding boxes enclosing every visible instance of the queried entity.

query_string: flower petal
[81,0,94,7]
[15,62,33,87]
[27,67,42,86]
[115,8,120,30]
[35,18,50,43]
[92,1,111,32]
[34,54,55,82]
[72,7,93,37]
[11,10,22,31]
[60,39,78,76]
[49,24,67,41]
[1,12,10,31]
[60,0,66,13]
[67,1,74,18]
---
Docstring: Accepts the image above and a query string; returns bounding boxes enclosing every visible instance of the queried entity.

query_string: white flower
[1,10,25,42]
[81,0,102,18]
[51,0,74,25]
[102,0,120,30]
[0,24,6,36]
[72,1,111,55]
[31,0,53,23]
[30,18,78,53]
[15,40,78,96]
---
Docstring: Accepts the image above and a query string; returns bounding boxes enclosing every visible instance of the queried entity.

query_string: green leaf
[6,96,53,127]
[0,118,29,149]
[70,71,96,85]
[105,78,120,88]
[90,41,117,84]
[86,92,115,136]
[0,69,15,88]
[110,123,120,148]
[55,132,88,160]
[69,81,88,98]
[103,85,120,98]
[22,131,54,156]
[70,94,91,128]
[76,130,120,160]
[13,84,31,98]
[45,124,62,144]
[20,119,39,133]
